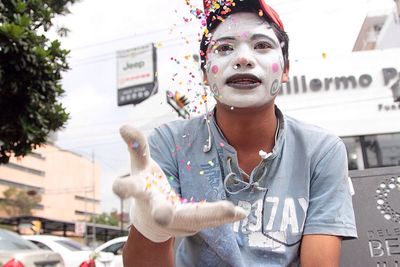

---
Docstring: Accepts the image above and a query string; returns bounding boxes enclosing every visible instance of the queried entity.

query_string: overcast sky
[52,0,396,212]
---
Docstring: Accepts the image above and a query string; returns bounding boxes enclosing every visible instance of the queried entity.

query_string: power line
[70,22,200,51]
[70,34,200,67]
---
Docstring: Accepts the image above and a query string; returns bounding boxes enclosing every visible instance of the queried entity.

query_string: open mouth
[226,74,261,89]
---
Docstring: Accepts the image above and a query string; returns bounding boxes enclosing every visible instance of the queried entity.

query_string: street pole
[92,150,96,246]
[84,186,88,245]
[120,197,124,234]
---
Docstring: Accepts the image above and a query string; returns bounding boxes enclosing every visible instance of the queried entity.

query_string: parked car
[22,235,113,267]
[93,235,183,267]
[94,236,127,267]
[0,229,64,267]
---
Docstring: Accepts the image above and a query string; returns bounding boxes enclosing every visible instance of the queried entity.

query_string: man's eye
[254,42,272,50]
[215,44,233,54]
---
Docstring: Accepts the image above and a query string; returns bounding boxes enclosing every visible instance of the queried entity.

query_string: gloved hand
[113,125,246,243]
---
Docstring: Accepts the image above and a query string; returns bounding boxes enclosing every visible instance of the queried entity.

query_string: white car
[94,236,127,267]
[0,229,64,267]
[23,235,113,267]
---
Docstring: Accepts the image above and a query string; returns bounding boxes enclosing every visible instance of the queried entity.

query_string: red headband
[202,0,284,30]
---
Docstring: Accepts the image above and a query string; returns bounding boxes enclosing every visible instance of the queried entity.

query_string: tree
[0,0,78,164]
[93,211,119,227]
[0,186,42,216]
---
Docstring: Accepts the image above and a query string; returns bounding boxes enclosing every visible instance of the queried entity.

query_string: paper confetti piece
[131,141,139,150]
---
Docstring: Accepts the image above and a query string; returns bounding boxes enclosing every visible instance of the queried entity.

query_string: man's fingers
[112,176,148,200]
[168,201,246,232]
[120,125,150,173]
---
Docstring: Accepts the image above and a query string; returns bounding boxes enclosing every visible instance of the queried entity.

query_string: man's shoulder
[149,115,205,142]
[285,115,340,141]
[283,115,343,154]
[159,115,203,131]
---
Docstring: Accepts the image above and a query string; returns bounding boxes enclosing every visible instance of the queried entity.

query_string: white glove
[113,125,246,243]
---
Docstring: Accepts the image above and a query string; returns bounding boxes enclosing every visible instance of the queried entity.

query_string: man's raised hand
[112,125,246,242]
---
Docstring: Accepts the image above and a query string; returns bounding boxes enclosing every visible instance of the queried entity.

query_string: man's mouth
[226,74,261,89]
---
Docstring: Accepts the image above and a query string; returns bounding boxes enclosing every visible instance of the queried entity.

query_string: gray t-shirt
[148,107,357,267]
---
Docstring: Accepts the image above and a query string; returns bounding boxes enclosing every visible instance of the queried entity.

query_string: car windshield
[55,239,90,251]
[0,230,39,250]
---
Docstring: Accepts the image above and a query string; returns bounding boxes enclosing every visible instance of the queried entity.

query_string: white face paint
[205,12,286,108]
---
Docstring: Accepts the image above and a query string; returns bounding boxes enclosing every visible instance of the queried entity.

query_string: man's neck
[215,102,278,154]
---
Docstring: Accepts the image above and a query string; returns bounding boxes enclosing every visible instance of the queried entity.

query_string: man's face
[205,12,288,108]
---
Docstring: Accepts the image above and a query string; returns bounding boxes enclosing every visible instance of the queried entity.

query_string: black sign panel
[341,167,400,267]
[117,82,158,106]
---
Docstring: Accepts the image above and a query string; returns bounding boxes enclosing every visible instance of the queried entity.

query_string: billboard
[117,43,158,106]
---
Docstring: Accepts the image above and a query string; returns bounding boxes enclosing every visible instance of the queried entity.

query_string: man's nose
[232,48,255,70]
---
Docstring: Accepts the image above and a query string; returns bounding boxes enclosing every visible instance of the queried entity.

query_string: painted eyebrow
[214,36,236,43]
[250,34,278,46]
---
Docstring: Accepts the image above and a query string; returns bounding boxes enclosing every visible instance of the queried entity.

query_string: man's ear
[281,63,289,83]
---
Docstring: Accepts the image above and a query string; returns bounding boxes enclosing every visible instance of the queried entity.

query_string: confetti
[131,141,139,150]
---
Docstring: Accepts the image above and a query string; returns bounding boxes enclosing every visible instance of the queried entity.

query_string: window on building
[343,133,400,170]
[5,163,45,176]
[363,133,400,168]
[342,137,364,170]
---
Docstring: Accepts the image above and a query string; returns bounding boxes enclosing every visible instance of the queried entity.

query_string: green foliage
[0,0,78,164]
[0,186,42,216]
[93,210,119,226]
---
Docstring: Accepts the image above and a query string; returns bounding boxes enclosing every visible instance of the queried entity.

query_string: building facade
[0,143,101,223]
[276,4,400,171]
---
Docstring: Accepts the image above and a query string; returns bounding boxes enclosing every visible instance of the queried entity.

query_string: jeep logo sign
[117,43,158,106]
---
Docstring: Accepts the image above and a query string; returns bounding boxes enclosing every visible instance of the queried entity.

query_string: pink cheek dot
[211,65,219,74]
[272,63,279,73]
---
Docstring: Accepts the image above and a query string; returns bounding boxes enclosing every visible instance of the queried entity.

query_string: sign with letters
[117,43,158,106]
[341,167,400,267]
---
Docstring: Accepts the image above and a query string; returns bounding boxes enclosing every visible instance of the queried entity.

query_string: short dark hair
[199,4,289,71]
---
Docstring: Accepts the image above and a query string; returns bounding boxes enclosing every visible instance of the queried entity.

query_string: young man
[116,0,357,266]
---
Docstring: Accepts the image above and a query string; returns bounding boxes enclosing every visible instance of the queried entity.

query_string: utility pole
[120,197,124,234]
[112,174,130,235]
[92,149,96,246]
[84,185,88,245]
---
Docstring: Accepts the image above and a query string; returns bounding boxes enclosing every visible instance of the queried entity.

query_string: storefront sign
[281,68,400,97]
[280,49,400,102]
[341,167,400,267]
